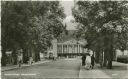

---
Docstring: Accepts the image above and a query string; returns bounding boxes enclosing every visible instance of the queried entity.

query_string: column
[82,47,84,53]
[80,45,82,53]
[80,45,81,53]
[63,45,65,53]
[63,44,64,53]
[74,44,76,53]
[69,45,71,53]
[66,45,68,53]
[57,45,59,53]
[75,45,77,56]
[72,45,73,53]
[60,45,62,53]
[77,45,78,53]
[74,45,76,53]
[66,45,67,53]
[62,44,63,53]
[78,45,80,53]
[69,45,70,53]
[73,44,74,53]
[67,45,69,53]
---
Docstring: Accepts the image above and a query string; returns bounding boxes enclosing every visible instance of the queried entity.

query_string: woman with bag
[85,53,91,70]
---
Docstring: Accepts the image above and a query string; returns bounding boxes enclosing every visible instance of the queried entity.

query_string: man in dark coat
[91,54,95,69]
[82,54,86,66]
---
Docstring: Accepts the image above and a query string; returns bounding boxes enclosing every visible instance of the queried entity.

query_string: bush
[117,55,128,63]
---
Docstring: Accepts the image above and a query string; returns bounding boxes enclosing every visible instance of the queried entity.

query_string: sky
[60,1,77,30]
[60,1,74,16]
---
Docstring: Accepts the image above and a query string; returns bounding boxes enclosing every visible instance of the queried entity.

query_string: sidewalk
[79,65,111,78]
[1,59,50,72]
[101,62,128,78]
[79,61,128,78]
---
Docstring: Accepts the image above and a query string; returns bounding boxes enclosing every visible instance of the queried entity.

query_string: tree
[1,1,65,66]
[72,1,128,69]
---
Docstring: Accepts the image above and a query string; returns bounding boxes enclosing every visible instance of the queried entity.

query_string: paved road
[2,58,81,79]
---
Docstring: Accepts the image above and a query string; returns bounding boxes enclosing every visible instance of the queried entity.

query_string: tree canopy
[72,1,128,69]
[1,1,66,65]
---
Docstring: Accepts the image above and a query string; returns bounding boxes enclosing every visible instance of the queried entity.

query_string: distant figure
[85,54,91,70]
[82,54,86,66]
[18,52,22,68]
[91,54,95,69]
[29,57,33,65]
[99,53,103,68]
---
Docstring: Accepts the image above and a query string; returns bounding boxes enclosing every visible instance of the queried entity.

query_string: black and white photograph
[1,0,128,79]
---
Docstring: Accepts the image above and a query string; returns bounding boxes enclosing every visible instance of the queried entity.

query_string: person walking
[91,54,95,69]
[85,53,91,70]
[18,52,22,68]
[29,57,33,65]
[82,54,86,66]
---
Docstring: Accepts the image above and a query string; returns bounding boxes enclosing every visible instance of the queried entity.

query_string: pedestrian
[81,54,86,66]
[91,54,95,69]
[85,53,91,70]
[17,51,22,68]
[29,57,33,65]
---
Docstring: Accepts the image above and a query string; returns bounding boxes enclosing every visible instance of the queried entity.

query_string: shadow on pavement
[98,62,128,78]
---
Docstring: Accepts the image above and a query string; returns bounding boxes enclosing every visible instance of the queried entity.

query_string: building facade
[57,39,85,54]
[47,30,88,57]
[48,38,87,58]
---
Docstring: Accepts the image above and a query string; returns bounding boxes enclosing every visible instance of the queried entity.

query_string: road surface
[2,58,128,79]
[2,58,81,79]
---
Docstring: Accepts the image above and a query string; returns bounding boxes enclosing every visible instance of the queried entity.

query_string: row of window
[57,44,84,53]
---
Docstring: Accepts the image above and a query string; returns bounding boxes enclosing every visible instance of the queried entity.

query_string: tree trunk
[99,51,104,68]
[38,52,40,61]
[107,59,112,69]
[103,55,107,67]
[12,49,17,65]
[1,49,7,66]
[107,47,113,69]
[35,52,38,62]
[95,50,100,63]
[35,49,40,62]
[103,50,108,67]
[23,48,29,63]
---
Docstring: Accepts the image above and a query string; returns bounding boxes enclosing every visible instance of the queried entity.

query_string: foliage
[72,1,128,68]
[1,1,65,65]
[72,1,128,51]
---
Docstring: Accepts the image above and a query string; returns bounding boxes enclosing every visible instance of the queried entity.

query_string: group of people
[17,49,33,68]
[18,55,33,68]
[82,50,95,70]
